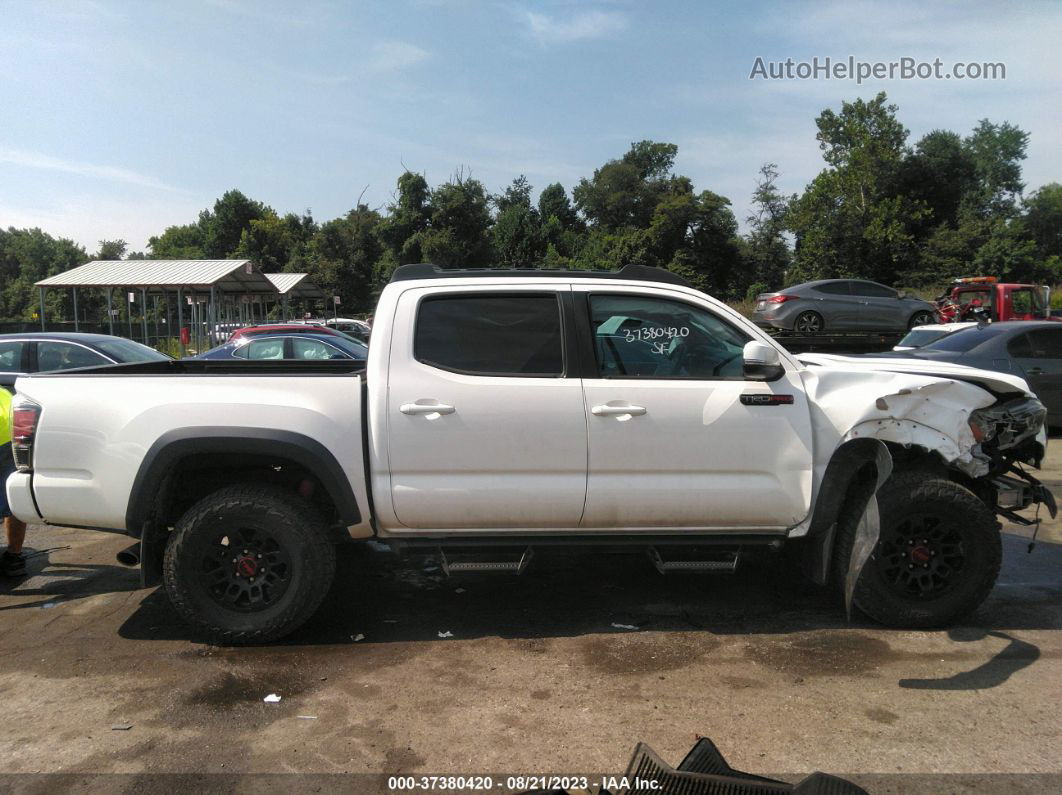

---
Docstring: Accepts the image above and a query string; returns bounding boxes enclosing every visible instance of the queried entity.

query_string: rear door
[850,281,901,329]
[811,281,861,329]
[385,285,587,531]
[577,287,814,530]
[1009,328,1062,422]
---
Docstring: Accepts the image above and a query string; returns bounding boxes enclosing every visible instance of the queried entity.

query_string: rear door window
[1025,328,1062,359]
[36,341,109,371]
[414,294,564,376]
[851,282,896,298]
[0,341,26,373]
[813,282,851,295]
[233,339,287,360]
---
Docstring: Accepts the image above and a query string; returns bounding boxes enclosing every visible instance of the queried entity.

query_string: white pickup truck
[5,264,1055,642]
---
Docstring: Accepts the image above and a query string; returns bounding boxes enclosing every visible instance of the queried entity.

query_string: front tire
[834,472,1001,628]
[794,310,824,334]
[164,485,336,644]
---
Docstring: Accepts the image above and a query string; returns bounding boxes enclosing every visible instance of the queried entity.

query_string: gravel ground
[1,453,1060,793]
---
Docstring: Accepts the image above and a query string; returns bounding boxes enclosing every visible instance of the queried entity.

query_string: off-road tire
[164,485,336,645]
[833,471,1001,628]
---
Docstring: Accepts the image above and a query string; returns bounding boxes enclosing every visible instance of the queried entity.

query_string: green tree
[95,239,127,260]
[743,163,791,293]
[417,171,493,266]
[202,189,271,258]
[789,93,926,285]
[492,176,544,268]
[962,119,1029,219]
[1023,183,1062,260]
[377,171,433,266]
[305,204,383,311]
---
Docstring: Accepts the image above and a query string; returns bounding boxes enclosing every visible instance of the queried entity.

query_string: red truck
[935,277,1053,323]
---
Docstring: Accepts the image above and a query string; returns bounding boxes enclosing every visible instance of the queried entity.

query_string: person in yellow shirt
[1,386,27,577]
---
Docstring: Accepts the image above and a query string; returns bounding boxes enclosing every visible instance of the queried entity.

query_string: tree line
[2,91,1061,323]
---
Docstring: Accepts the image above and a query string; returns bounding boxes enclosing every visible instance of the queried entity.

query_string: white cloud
[367,41,430,73]
[521,8,628,45]
[0,147,179,192]
[0,193,205,252]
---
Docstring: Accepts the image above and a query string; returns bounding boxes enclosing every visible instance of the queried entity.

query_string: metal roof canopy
[35,260,277,294]
[265,272,327,299]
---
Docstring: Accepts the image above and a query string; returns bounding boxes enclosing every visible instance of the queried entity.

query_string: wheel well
[157,453,340,529]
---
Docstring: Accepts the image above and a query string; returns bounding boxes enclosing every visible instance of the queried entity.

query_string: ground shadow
[898,627,1040,690]
[114,533,1061,650]
[0,545,141,611]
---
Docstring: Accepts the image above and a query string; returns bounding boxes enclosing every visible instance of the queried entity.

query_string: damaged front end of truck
[795,354,1055,619]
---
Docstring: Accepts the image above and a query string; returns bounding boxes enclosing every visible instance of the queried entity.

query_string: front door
[578,288,814,530]
[386,286,588,531]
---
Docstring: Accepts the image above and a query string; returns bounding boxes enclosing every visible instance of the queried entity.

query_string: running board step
[439,547,534,575]
[649,546,740,574]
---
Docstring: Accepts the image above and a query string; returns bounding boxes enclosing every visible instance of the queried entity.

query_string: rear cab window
[414,293,564,376]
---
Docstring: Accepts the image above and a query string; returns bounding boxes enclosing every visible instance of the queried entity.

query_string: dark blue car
[194,331,369,362]
[881,320,1062,425]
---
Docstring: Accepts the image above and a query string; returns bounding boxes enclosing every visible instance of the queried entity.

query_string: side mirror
[743,341,785,382]
[897,291,908,300]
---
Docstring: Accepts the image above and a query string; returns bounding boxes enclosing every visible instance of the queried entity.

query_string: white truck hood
[794,353,1043,483]
[798,353,1033,397]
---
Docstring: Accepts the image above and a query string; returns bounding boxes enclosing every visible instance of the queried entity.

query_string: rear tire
[794,310,824,334]
[833,471,1001,628]
[164,485,336,644]
[908,310,935,329]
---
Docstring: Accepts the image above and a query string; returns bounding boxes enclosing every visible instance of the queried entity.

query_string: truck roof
[389,262,692,288]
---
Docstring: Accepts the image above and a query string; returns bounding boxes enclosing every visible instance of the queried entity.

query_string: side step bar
[648,546,740,574]
[439,546,534,575]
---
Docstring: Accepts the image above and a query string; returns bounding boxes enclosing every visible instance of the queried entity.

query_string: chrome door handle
[591,404,647,417]
[1027,367,1043,375]
[400,402,455,416]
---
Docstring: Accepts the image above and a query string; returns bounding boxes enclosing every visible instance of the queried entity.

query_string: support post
[106,289,114,335]
[72,288,79,331]
[177,288,185,357]
[127,290,133,340]
[209,286,217,346]
[140,288,149,343]
[39,288,46,331]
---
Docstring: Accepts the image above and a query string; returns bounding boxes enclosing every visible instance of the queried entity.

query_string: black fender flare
[126,427,362,536]
[802,438,893,585]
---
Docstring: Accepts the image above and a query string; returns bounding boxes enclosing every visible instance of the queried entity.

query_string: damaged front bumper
[991,467,1058,526]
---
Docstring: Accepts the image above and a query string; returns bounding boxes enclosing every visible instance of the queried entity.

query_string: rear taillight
[768,294,797,303]
[11,396,41,472]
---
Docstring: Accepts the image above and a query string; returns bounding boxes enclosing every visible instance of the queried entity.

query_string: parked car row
[0,332,171,387]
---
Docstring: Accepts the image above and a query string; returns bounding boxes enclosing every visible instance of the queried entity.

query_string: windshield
[921,327,995,353]
[94,338,172,362]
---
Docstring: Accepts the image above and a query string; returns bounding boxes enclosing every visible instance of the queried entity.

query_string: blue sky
[1,0,1060,252]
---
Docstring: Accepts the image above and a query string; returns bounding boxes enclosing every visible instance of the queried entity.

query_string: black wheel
[164,485,336,644]
[908,310,935,329]
[833,471,1001,628]
[793,310,824,334]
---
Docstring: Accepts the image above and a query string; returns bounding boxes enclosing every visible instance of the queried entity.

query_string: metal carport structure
[34,259,279,354]
[265,272,328,321]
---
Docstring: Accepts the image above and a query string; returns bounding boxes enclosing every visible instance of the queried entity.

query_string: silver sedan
[752,279,937,333]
